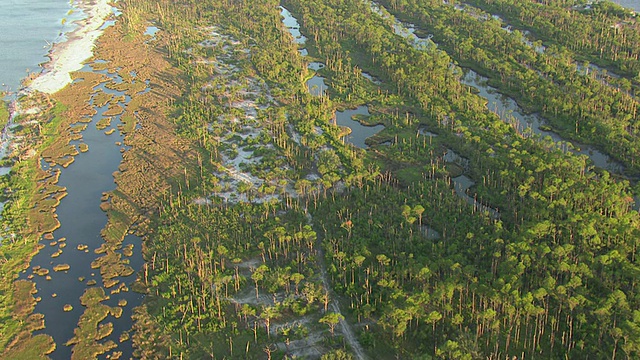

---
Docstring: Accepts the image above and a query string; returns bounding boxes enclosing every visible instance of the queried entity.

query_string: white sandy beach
[28,0,114,94]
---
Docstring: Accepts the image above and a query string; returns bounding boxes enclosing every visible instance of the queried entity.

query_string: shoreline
[27,0,115,95]
[0,0,115,174]
[0,1,131,355]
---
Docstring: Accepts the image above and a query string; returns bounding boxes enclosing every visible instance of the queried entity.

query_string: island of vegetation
[0,0,639,359]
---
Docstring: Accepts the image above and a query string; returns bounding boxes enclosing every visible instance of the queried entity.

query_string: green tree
[319,312,344,337]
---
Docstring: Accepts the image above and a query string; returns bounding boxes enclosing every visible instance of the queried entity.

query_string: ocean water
[611,0,640,11]
[0,0,82,93]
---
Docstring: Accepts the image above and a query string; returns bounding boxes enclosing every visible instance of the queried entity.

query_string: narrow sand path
[310,214,368,360]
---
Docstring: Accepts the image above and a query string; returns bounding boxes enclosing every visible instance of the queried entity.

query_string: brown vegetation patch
[104,279,120,289]
[111,95,126,105]
[119,332,130,343]
[122,244,133,257]
[114,282,129,294]
[66,287,119,360]
[1,281,54,359]
[71,124,88,134]
[104,104,124,116]
[5,5,203,357]
[95,117,112,130]
[27,170,66,234]
[0,334,55,360]
[95,322,114,341]
[56,72,107,118]
[53,264,71,272]
[34,268,49,276]
[91,89,113,108]
[91,251,134,280]
[99,201,112,212]
[11,280,37,320]
[94,21,198,219]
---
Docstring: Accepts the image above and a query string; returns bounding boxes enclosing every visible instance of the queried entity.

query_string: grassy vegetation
[0,101,9,129]
[0,281,55,359]
[65,287,119,360]
[0,334,55,360]
[3,0,639,358]
[0,94,70,353]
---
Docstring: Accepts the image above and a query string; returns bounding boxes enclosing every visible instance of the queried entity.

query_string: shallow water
[280,7,307,45]
[144,25,159,37]
[335,106,384,149]
[453,175,499,218]
[461,70,624,173]
[610,0,640,12]
[281,9,384,148]
[281,7,326,97]
[362,72,382,84]
[308,62,325,71]
[369,1,435,51]
[307,75,327,96]
[22,65,146,359]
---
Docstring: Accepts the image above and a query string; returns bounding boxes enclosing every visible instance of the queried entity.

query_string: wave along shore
[28,0,114,94]
[0,0,114,172]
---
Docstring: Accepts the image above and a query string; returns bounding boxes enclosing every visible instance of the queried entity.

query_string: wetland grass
[0,282,55,359]
[5,5,200,357]
[0,101,9,129]
[91,89,113,108]
[122,244,133,257]
[0,334,55,360]
[66,287,119,360]
[1,50,114,358]
[103,104,124,116]
[53,264,71,272]
[34,268,49,276]
[95,117,112,130]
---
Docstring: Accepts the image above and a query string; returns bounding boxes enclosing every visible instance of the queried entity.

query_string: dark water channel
[369,1,435,51]
[372,0,626,173]
[461,70,624,173]
[281,6,384,148]
[20,64,145,359]
[370,0,634,214]
[369,0,501,216]
[280,7,327,97]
